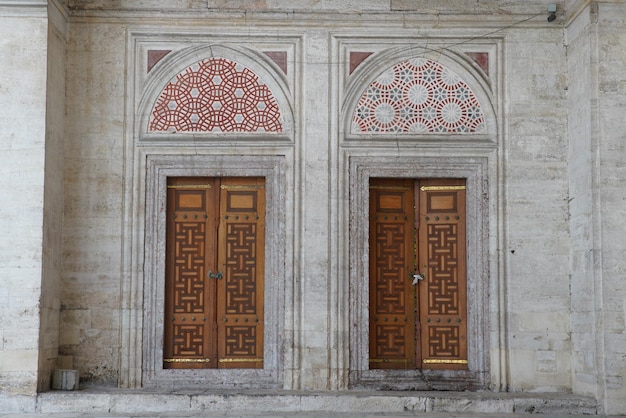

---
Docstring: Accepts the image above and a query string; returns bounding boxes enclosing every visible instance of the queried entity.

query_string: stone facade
[0,0,624,415]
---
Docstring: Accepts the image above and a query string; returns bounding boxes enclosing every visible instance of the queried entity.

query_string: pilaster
[0,0,50,395]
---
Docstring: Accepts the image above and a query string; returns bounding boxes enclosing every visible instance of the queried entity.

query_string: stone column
[567,1,626,414]
[0,0,66,396]
[39,0,67,392]
[297,30,332,390]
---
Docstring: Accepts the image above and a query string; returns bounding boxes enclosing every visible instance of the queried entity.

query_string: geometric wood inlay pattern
[370,178,467,370]
[173,222,206,313]
[352,58,485,134]
[418,180,467,368]
[217,179,265,368]
[375,222,407,314]
[172,324,205,357]
[427,326,460,358]
[149,57,283,133]
[369,180,416,370]
[165,177,265,369]
[374,325,407,358]
[426,224,459,315]
[225,325,258,356]
[225,223,258,314]
[165,181,214,369]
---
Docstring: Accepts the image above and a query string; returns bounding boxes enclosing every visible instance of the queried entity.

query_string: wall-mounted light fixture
[547,3,557,22]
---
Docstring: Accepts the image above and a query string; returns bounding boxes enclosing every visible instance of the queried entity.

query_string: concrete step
[2,388,598,416]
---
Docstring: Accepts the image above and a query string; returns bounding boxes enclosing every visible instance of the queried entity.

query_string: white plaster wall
[0,6,49,395]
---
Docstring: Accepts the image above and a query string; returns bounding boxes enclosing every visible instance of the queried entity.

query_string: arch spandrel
[350,57,489,136]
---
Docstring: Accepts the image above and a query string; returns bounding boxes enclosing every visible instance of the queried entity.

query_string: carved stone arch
[137,44,294,141]
[342,47,496,140]
[126,44,293,389]
[341,46,496,391]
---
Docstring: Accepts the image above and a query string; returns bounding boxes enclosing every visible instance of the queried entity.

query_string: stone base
[51,369,79,391]
[31,388,597,415]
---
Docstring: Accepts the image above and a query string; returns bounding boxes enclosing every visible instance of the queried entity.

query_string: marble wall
[60,2,573,391]
[1,0,625,414]
[0,2,50,395]
[38,0,68,392]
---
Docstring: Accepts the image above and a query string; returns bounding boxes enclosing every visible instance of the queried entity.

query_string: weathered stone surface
[0,5,49,397]
[0,0,625,414]
[52,370,79,391]
[0,392,36,414]
[31,390,597,415]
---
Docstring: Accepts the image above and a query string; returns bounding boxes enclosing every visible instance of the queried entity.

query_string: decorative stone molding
[0,0,48,16]
[0,0,46,7]
[141,154,286,389]
[121,32,300,389]
[347,155,490,390]
[335,40,499,390]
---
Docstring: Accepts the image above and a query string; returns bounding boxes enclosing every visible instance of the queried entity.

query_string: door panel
[217,178,265,368]
[369,178,467,371]
[164,178,216,369]
[417,179,467,369]
[164,177,264,369]
[369,179,415,369]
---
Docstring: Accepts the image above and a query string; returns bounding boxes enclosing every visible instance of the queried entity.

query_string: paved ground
[1,412,624,417]
[2,387,623,418]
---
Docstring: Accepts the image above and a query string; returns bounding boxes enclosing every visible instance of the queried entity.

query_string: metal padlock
[412,274,424,285]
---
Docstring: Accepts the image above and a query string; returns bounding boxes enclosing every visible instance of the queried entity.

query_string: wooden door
[369,178,467,370]
[163,177,265,369]
[416,179,467,369]
[369,179,416,369]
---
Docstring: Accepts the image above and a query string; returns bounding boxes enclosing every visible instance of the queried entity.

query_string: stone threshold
[25,388,597,415]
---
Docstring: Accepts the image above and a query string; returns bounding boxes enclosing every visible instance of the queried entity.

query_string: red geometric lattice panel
[352,58,485,134]
[149,57,283,133]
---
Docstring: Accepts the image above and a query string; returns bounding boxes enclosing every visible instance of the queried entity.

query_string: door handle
[207,270,223,279]
[412,273,424,285]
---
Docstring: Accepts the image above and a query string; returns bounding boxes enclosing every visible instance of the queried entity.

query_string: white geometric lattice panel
[352,58,485,134]
[149,57,283,133]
